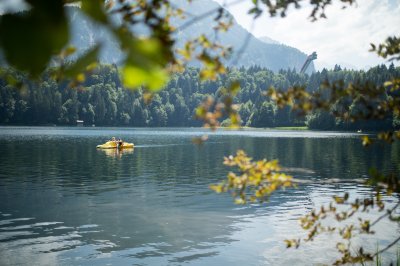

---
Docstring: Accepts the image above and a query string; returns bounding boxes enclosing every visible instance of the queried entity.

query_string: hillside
[1,64,398,129]
[67,0,314,73]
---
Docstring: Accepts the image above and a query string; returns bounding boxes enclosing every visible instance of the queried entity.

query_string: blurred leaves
[0,0,69,77]
[81,0,109,24]
[255,0,355,21]
[283,168,400,265]
[210,150,293,203]
[63,45,100,79]
[177,34,232,82]
[195,96,223,130]
[268,79,400,145]
[370,36,400,61]
[0,0,175,90]
[361,135,371,146]
[268,80,397,121]
[192,134,209,145]
[122,64,168,91]
[195,81,241,130]
[284,239,300,248]
[0,0,359,90]
[367,168,400,195]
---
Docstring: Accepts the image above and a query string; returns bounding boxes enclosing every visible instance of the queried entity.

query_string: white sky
[215,0,400,70]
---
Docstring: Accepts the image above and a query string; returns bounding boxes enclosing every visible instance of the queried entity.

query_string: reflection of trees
[1,131,399,262]
[0,134,249,258]
[1,132,398,193]
[221,136,399,180]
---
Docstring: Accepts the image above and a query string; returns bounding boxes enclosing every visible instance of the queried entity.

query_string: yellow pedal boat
[96,141,134,149]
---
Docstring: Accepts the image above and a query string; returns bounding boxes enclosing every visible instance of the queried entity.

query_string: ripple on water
[0,127,399,265]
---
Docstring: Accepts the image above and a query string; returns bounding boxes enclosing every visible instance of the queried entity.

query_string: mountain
[259,36,280,45]
[67,0,314,73]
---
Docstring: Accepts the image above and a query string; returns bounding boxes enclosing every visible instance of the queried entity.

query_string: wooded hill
[0,64,399,130]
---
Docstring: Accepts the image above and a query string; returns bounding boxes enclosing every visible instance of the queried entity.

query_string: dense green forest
[0,64,399,130]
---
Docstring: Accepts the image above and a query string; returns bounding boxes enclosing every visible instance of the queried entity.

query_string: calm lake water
[0,127,399,265]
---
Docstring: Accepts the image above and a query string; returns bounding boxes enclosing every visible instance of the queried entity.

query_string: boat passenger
[117,139,123,149]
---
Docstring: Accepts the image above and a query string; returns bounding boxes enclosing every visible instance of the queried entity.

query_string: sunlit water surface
[0,127,399,265]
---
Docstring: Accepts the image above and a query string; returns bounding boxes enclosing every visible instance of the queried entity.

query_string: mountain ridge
[1,1,314,73]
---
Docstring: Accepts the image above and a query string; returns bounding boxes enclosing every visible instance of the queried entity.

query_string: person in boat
[110,136,120,148]
[117,138,123,149]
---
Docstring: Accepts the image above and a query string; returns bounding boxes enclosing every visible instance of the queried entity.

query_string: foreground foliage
[210,150,293,204]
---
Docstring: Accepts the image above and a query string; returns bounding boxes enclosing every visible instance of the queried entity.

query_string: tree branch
[374,235,400,257]
[371,200,400,227]
[229,19,255,66]
[178,0,245,31]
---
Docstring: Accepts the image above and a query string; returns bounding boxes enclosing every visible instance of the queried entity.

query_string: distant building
[76,120,84,127]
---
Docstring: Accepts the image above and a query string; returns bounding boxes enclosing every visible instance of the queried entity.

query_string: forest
[0,63,399,130]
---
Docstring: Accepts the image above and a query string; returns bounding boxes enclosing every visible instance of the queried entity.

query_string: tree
[249,101,276,127]
[306,110,336,130]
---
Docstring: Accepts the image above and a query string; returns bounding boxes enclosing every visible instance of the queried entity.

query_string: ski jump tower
[300,52,317,74]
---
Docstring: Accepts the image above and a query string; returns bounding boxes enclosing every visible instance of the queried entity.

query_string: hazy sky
[215,0,400,70]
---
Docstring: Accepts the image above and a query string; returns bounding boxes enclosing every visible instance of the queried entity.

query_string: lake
[0,127,399,265]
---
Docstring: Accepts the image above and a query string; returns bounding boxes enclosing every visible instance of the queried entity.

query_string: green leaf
[235,198,246,204]
[0,0,68,77]
[61,46,77,58]
[115,29,169,91]
[362,135,371,146]
[230,113,240,128]
[229,81,241,96]
[64,45,100,78]
[210,184,223,193]
[196,106,207,118]
[115,28,168,65]
[336,242,347,253]
[81,0,108,24]
[122,64,168,91]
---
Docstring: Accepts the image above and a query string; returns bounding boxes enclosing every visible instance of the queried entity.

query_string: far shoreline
[0,125,374,134]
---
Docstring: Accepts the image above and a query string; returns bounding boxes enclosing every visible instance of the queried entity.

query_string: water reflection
[0,127,399,265]
[98,147,135,158]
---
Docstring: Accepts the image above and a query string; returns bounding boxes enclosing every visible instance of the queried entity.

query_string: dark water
[0,127,399,265]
